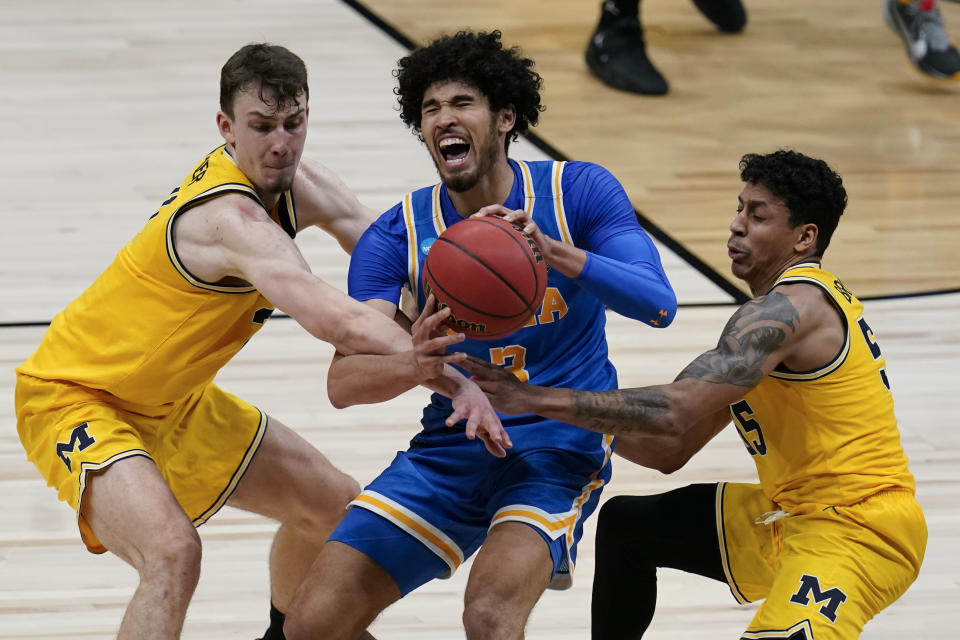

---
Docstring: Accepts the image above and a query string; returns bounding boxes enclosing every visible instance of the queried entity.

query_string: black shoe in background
[691,0,747,33]
[585,15,669,95]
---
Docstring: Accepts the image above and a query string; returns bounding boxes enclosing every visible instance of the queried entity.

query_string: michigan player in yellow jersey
[14,43,506,640]
[463,150,927,639]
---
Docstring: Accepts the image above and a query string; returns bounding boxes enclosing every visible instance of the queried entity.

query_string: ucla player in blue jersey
[283,30,676,639]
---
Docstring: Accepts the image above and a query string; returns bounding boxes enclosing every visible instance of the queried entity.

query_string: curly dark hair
[394,30,544,153]
[220,43,308,119]
[739,150,847,255]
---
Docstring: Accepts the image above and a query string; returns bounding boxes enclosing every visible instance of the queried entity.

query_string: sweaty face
[218,86,308,197]
[420,80,507,193]
[727,182,805,291]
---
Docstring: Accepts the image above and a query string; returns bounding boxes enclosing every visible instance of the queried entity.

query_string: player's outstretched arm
[326,296,468,407]
[175,194,411,356]
[463,289,808,471]
[292,157,379,254]
[327,296,512,457]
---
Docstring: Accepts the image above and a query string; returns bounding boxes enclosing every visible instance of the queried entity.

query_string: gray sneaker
[884,0,960,80]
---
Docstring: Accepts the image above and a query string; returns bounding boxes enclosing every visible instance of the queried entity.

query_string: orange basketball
[422,217,548,339]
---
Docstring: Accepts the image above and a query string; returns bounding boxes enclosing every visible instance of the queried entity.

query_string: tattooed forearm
[570,388,671,435]
[676,291,799,387]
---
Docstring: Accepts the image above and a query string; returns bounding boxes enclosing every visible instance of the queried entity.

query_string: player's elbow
[613,430,690,474]
[651,447,690,474]
[651,434,692,474]
[649,294,677,329]
[326,380,354,409]
[650,415,695,473]
[318,312,375,356]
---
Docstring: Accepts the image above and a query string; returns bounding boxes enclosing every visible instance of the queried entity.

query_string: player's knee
[319,469,360,518]
[289,469,360,533]
[462,596,504,639]
[338,472,362,505]
[596,495,644,546]
[282,613,309,640]
[140,527,202,588]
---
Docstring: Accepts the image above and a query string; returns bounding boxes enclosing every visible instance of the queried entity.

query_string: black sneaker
[691,0,747,33]
[585,16,669,95]
[884,0,960,80]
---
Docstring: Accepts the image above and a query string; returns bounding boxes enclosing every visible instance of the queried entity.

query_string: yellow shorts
[15,373,267,553]
[716,482,926,639]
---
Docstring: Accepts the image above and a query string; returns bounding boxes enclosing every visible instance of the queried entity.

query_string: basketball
[422,216,548,339]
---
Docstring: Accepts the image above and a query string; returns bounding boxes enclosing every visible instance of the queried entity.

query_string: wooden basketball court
[1,1,957,638]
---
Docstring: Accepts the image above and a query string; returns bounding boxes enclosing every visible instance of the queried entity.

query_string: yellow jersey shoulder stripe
[769,276,851,381]
[164,184,265,293]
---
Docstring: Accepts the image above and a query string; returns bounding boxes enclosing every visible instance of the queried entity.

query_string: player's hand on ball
[446,378,512,457]
[460,356,532,416]
[411,295,466,380]
[472,204,552,261]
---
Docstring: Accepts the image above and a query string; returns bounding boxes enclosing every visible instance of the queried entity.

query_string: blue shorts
[329,434,613,596]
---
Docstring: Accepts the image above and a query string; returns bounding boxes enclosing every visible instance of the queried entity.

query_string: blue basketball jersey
[349,159,658,449]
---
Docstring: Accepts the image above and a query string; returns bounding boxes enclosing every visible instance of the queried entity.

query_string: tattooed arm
[463,286,830,472]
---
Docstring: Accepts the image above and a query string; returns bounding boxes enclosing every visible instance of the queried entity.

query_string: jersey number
[731,399,767,456]
[488,345,529,382]
[857,317,890,391]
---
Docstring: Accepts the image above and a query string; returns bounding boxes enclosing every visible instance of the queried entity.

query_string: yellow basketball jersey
[730,262,915,509]
[18,145,298,407]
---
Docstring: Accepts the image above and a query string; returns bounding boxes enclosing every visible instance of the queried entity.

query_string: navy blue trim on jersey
[165,188,265,294]
[278,190,297,239]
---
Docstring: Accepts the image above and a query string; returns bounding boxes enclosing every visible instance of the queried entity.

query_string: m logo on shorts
[56,423,96,472]
[252,307,275,325]
[789,573,848,623]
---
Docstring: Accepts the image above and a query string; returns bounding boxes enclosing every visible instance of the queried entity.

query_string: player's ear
[216,111,236,146]
[497,105,516,135]
[795,223,818,253]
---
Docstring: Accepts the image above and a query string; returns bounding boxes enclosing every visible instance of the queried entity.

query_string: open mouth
[438,137,471,167]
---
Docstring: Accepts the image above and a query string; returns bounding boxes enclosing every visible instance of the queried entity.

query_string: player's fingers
[477,429,507,458]
[471,379,497,393]
[496,209,523,223]
[464,413,479,439]
[477,429,513,458]
[494,422,513,449]
[446,407,465,428]
[465,355,498,367]
[459,357,499,378]
[471,204,510,218]
[416,294,438,322]
[431,332,465,350]
[418,298,449,330]
[457,361,483,378]
[424,302,451,326]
